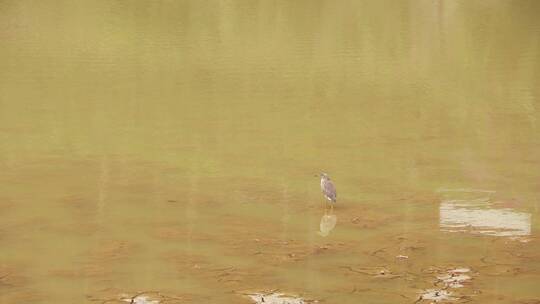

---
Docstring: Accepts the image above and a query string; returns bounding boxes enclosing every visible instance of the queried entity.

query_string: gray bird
[320,173,337,206]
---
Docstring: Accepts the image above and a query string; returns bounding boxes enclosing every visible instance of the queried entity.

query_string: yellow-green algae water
[1,1,540,303]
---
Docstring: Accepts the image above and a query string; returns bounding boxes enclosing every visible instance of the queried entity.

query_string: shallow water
[1,1,540,303]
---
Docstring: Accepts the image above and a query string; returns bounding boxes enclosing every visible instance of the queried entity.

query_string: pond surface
[1,1,539,303]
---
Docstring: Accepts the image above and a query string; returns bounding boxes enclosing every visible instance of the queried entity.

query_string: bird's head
[319,172,329,179]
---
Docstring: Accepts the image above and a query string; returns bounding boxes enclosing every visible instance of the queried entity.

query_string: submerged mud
[1,160,539,303]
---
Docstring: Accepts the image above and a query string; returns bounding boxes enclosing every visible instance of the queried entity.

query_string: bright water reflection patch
[419,289,455,302]
[438,189,531,237]
[246,293,305,304]
[122,296,160,304]
[436,268,471,289]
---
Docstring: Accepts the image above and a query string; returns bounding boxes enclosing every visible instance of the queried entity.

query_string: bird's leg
[330,204,334,212]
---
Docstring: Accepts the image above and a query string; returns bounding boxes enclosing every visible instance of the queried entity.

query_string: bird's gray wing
[324,180,337,201]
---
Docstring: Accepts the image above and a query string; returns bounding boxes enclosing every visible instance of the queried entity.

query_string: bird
[319,172,337,207]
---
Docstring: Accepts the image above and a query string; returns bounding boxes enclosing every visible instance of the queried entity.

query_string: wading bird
[319,173,337,208]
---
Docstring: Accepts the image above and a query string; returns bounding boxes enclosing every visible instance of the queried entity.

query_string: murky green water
[1,1,539,303]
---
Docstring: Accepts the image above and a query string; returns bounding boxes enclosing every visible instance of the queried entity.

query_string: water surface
[1,1,539,303]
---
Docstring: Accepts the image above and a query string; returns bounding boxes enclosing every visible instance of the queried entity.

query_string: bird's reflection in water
[318,208,337,237]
